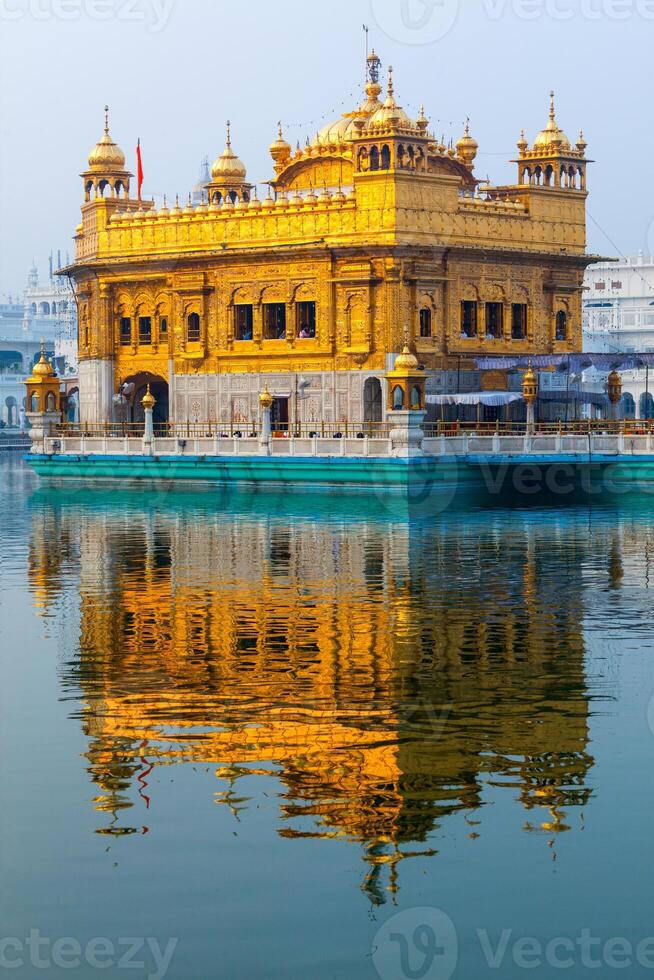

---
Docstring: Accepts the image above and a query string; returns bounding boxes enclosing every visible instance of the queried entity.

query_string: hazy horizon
[1,0,652,296]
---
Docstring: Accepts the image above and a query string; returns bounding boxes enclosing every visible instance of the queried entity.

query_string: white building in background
[23,254,78,372]
[0,255,78,427]
[584,254,654,418]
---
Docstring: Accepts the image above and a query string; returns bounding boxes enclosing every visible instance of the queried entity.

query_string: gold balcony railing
[54,421,394,440]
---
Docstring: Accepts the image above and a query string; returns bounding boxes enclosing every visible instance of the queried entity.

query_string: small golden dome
[533,92,571,151]
[394,345,419,371]
[270,122,292,164]
[369,68,412,130]
[88,106,126,171]
[31,345,57,379]
[456,118,478,167]
[141,384,156,410]
[259,386,274,410]
[211,122,247,181]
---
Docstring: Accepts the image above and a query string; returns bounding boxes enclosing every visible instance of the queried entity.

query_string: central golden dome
[88,106,126,170]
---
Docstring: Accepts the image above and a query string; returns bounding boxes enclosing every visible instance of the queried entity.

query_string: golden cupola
[207,122,253,204]
[88,107,126,171]
[270,122,292,169]
[456,119,478,169]
[369,68,414,132]
[515,92,589,192]
[533,92,571,151]
[82,106,133,202]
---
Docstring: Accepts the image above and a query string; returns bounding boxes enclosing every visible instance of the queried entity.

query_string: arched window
[419,308,432,338]
[30,393,39,412]
[40,302,50,316]
[392,385,404,410]
[381,145,391,170]
[370,146,380,171]
[410,385,422,410]
[46,392,56,412]
[187,313,201,343]
[159,317,169,342]
[30,303,37,315]
[51,302,57,315]
[621,393,636,419]
[397,145,406,168]
[555,311,568,341]
[640,393,654,420]
[364,377,383,424]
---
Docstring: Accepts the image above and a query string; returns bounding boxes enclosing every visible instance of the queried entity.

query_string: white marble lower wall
[79,359,115,423]
[173,371,387,424]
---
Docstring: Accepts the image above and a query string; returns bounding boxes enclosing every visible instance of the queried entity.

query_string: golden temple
[66,54,594,427]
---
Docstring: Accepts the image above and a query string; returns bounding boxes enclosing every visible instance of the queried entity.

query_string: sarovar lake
[2,452,653,979]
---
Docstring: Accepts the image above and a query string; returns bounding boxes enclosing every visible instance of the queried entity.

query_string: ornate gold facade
[67,54,595,424]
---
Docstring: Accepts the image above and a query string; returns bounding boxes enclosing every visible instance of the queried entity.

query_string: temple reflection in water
[28,489,597,903]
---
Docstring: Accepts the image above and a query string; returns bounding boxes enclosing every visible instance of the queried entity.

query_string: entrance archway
[363,377,383,423]
[123,373,169,427]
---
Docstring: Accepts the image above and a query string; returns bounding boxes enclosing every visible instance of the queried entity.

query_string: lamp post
[607,370,622,422]
[142,384,156,455]
[522,363,538,435]
[259,385,273,456]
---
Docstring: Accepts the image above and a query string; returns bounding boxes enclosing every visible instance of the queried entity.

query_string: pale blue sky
[1,0,652,294]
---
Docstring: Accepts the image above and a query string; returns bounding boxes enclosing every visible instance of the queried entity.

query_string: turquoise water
[1,452,654,979]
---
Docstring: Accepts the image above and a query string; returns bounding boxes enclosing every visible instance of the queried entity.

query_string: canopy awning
[474,353,654,372]
[427,392,523,407]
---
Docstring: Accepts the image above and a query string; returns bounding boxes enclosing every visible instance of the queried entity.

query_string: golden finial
[259,385,273,410]
[465,116,470,136]
[387,65,394,99]
[104,104,109,135]
[226,120,231,147]
[549,90,556,124]
[141,384,156,410]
